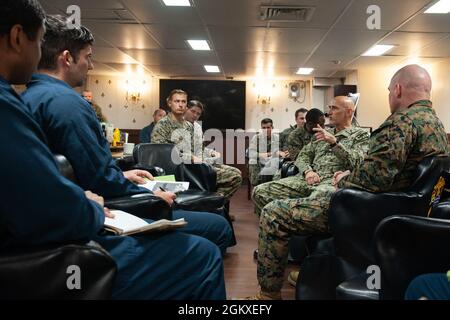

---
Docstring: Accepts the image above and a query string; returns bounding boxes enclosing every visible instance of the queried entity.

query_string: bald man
[335,64,449,191]
[245,96,370,299]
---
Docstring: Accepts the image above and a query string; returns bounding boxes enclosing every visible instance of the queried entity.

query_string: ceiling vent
[260,5,315,22]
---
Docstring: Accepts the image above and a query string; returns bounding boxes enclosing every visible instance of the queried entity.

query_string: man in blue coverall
[21,15,233,255]
[0,0,226,300]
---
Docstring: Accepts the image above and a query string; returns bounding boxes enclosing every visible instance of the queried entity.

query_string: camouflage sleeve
[332,129,370,171]
[287,130,304,161]
[248,135,258,165]
[279,130,289,151]
[294,140,315,175]
[151,120,171,144]
[341,117,415,192]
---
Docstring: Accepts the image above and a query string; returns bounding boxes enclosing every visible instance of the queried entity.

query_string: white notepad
[104,210,187,236]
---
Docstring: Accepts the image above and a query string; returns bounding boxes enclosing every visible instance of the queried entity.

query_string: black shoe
[253,249,258,260]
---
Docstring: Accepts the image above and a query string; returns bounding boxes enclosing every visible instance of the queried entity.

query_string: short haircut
[187,100,204,112]
[295,108,309,118]
[167,89,188,101]
[153,108,166,116]
[261,118,273,126]
[39,15,94,70]
[305,108,324,124]
[0,0,46,41]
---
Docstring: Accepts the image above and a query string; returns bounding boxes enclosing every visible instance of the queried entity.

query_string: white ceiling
[40,0,450,79]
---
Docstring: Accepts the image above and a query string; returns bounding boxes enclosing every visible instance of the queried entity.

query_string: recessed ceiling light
[204,65,220,73]
[424,0,450,13]
[296,68,314,75]
[187,40,211,51]
[362,44,395,56]
[162,0,191,7]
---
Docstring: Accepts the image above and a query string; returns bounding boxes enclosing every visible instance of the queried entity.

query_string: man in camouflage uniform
[248,118,288,186]
[335,64,449,192]
[287,108,325,161]
[279,108,308,152]
[152,90,242,200]
[184,99,242,199]
[246,96,370,300]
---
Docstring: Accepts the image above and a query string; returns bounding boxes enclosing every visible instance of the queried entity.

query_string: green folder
[154,175,176,182]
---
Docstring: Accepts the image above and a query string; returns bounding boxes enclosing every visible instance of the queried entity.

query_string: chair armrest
[329,188,429,269]
[175,163,217,192]
[105,193,172,221]
[0,242,116,299]
[132,164,165,177]
[374,215,450,300]
[431,199,450,219]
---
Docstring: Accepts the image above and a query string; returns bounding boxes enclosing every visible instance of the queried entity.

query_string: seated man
[248,118,288,186]
[247,96,370,299]
[21,15,232,255]
[152,90,242,200]
[140,108,166,143]
[279,108,308,154]
[335,64,449,193]
[184,99,242,194]
[287,108,325,161]
[1,0,225,300]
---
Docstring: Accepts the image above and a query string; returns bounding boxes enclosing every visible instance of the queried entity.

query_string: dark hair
[305,108,324,124]
[0,0,46,41]
[261,118,273,126]
[38,15,94,70]
[295,108,309,118]
[188,100,204,112]
[167,89,188,102]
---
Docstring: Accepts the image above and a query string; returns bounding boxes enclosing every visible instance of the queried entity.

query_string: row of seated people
[2,1,449,300]
[1,5,235,299]
[242,64,450,300]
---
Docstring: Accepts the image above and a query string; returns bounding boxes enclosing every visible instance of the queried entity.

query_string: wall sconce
[125,79,146,104]
[254,82,275,105]
[257,94,271,105]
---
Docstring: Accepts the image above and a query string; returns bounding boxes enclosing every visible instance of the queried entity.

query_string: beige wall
[430,59,450,132]
[87,59,449,133]
[245,79,312,131]
[86,75,159,129]
[356,58,450,132]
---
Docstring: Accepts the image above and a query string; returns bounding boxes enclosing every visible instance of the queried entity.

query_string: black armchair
[0,242,116,299]
[0,155,118,299]
[329,156,450,270]
[133,143,226,213]
[54,154,172,221]
[374,215,450,300]
[297,156,450,300]
[133,143,236,245]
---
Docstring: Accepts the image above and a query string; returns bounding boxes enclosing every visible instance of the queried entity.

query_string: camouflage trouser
[252,175,332,215]
[214,164,242,199]
[248,163,263,186]
[253,176,335,292]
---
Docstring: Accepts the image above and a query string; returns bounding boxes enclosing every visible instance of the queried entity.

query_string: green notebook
[154,175,176,182]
